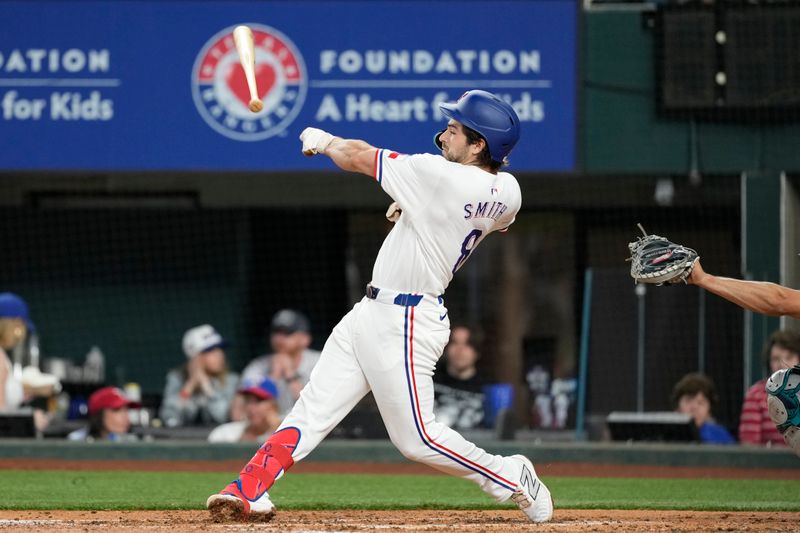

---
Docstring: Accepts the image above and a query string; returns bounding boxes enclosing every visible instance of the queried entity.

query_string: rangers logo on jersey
[191,24,307,142]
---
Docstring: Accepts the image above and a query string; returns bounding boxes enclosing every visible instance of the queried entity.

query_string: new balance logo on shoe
[519,464,540,501]
[509,455,553,523]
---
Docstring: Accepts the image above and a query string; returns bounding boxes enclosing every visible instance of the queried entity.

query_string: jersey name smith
[463,201,508,221]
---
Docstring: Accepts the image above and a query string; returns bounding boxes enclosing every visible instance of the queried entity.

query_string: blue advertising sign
[0,1,576,171]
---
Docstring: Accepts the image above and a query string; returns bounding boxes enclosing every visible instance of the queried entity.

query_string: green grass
[3,470,799,512]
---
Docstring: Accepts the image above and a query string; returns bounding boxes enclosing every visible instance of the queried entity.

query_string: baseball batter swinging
[207,90,553,523]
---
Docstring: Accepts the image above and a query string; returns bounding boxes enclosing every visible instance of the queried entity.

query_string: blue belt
[365,284,424,307]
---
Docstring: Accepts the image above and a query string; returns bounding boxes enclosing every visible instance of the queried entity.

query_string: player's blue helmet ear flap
[437,90,521,163]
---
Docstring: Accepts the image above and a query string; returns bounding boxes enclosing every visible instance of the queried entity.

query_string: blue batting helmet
[435,90,521,163]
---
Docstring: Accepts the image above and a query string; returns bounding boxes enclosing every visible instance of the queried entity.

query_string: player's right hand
[300,127,334,156]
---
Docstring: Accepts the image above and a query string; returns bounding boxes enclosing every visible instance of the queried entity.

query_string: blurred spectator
[208,378,281,443]
[739,329,800,447]
[433,325,485,430]
[242,310,320,416]
[526,364,577,430]
[159,325,239,427]
[67,386,140,442]
[672,372,735,444]
[20,365,61,432]
[0,293,34,411]
[228,391,247,423]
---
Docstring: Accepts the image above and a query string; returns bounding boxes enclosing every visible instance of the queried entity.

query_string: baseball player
[207,90,553,523]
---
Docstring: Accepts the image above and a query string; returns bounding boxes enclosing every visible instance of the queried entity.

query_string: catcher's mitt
[627,224,699,285]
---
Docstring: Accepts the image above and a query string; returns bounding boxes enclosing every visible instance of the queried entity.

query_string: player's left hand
[300,127,334,156]
[627,225,698,285]
[385,202,402,223]
[686,258,706,285]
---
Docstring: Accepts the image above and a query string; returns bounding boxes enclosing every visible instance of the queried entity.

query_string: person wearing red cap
[208,379,281,443]
[67,386,141,442]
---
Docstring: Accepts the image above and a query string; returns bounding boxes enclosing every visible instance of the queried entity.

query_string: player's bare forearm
[690,261,800,318]
[324,137,377,176]
[701,277,800,318]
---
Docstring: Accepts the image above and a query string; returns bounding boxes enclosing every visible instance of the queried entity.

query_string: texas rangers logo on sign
[191,24,307,142]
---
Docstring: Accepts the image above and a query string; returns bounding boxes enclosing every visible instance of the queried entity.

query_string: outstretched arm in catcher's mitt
[627,224,699,285]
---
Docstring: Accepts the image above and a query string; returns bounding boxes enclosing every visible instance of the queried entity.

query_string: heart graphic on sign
[227,62,276,108]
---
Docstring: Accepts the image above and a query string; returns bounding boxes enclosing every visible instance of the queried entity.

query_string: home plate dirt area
[0,509,797,532]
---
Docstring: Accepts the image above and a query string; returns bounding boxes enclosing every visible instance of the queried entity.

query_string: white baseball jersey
[225,147,548,516]
[371,150,522,295]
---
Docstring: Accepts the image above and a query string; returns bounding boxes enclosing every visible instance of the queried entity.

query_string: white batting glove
[385,202,402,223]
[300,127,334,156]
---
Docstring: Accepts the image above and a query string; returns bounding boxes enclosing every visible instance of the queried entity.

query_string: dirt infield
[0,509,796,532]
[2,458,799,479]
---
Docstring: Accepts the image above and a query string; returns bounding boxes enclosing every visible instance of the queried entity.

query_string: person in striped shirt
[738,330,800,447]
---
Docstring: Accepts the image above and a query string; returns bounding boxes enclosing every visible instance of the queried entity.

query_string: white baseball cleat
[508,454,553,523]
[206,479,276,522]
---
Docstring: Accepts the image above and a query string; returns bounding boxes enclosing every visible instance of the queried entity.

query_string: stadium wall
[0,439,797,469]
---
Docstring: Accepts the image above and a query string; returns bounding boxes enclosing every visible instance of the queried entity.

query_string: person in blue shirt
[671,372,735,445]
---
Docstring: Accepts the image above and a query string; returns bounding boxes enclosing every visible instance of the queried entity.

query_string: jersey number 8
[452,229,483,274]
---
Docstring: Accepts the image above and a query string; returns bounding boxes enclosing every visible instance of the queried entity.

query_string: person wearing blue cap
[0,292,33,411]
[208,378,281,443]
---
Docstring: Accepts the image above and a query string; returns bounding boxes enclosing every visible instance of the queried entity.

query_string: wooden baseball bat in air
[233,25,263,113]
